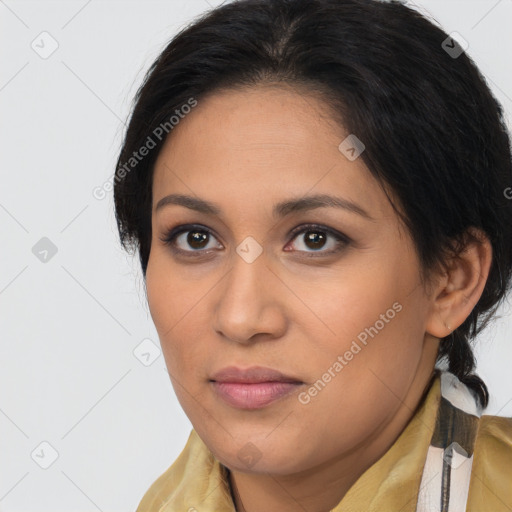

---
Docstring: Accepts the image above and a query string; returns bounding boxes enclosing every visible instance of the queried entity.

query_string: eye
[285,223,350,257]
[159,223,351,258]
[159,224,222,257]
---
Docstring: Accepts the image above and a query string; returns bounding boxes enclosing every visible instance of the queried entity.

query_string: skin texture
[145,83,492,512]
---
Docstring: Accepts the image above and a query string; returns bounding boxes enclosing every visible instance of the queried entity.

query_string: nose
[213,250,287,345]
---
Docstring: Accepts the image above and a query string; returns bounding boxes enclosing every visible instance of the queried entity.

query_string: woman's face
[146,84,440,475]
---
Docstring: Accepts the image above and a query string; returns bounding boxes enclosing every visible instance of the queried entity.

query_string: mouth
[209,365,303,384]
[209,366,304,409]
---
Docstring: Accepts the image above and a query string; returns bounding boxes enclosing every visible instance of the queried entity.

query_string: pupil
[188,230,208,249]
[305,231,325,250]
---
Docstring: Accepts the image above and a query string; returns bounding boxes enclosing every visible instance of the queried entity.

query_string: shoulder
[476,414,512,447]
[467,414,512,511]
[135,429,234,512]
[134,429,200,512]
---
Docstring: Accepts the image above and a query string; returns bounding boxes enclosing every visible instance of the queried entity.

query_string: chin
[222,454,304,476]
[210,437,307,475]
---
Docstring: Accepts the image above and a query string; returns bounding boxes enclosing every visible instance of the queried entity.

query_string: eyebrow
[154,193,374,221]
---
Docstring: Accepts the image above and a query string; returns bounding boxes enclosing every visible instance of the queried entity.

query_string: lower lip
[210,381,303,409]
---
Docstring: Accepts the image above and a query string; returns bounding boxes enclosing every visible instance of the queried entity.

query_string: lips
[209,365,303,384]
[209,366,304,409]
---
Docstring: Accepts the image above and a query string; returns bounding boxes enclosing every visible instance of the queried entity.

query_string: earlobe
[425,228,492,339]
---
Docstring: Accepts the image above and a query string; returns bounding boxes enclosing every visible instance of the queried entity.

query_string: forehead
[166,83,341,144]
[152,84,391,220]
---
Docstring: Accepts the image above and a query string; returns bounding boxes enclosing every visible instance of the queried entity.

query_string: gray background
[1,0,511,510]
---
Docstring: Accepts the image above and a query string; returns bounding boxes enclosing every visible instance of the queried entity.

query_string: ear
[425,227,492,338]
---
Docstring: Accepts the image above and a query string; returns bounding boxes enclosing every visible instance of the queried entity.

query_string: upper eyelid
[288,223,349,240]
[162,223,350,249]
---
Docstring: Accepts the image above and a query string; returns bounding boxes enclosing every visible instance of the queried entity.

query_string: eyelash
[158,223,351,259]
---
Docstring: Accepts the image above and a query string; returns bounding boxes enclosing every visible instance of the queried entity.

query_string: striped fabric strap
[416,371,482,512]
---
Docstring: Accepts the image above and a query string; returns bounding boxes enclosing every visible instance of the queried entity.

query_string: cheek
[145,253,207,380]
[295,312,424,457]
[310,267,403,350]
[145,260,170,334]
[145,247,191,334]
[145,254,184,368]
[307,258,426,399]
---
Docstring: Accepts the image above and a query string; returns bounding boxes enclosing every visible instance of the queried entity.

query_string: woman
[113,0,512,510]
